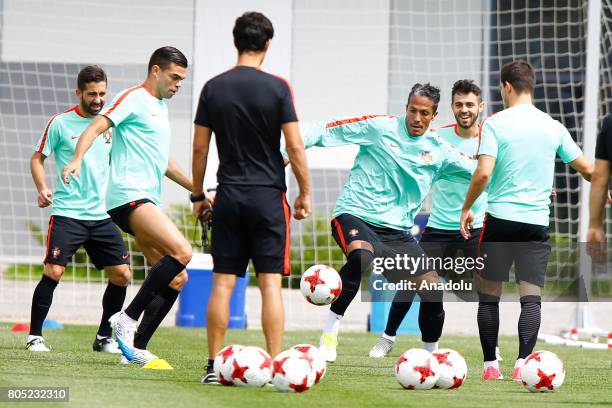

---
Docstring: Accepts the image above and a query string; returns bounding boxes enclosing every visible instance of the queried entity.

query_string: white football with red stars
[272,349,316,393]
[214,344,244,386]
[300,264,342,306]
[229,346,273,387]
[291,343,327,384]
[520,350,565,392]
[395,348,440,390]
[432,348,467,389]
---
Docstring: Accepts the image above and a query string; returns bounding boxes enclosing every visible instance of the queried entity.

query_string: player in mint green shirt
[370,80,493,359]
[288,83,476,362]
[27,66,131,354]
[100,84,171,211]
[299,110,475,232]
[460,60,593,381]
[35,106,111,220]
[62,48,194,366]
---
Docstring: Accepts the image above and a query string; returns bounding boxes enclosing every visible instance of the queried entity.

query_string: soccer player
[368,79,489,358]
[27,65,130,353]
[587,113,612,260]
[62,47,193,365]
[460,60,594,381]
[289,83,476,362]
[191,12,312,384]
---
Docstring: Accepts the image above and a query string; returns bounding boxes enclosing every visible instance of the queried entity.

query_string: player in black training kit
[191,12,312,384]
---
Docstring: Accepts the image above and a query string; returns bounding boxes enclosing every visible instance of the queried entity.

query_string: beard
[81,100,103,115]
[455,113,479,129]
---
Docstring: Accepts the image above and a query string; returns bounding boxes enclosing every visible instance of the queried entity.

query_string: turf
[1,323,610,408]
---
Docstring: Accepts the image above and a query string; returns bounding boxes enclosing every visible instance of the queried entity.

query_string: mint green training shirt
[478,104,583,226]
[427,124,487,230]
[35,105,111,220]
[100,85,171,211]
[301,115,476,231]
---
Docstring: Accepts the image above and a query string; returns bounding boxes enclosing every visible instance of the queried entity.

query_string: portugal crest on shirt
[102,130,112,144]
[421,150,433,164]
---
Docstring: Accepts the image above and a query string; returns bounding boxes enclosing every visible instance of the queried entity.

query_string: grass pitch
[1,323,610,407]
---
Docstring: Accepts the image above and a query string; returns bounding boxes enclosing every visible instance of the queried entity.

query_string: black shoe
[92,336,122,354]
[200,366,220,385]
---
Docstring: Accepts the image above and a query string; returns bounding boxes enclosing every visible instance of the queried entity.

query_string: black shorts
[211,184,290,276]
[44,215,129,270]
[330,213,428,278]
[478,214,551,287]
[419,226,481,278]
[107,199,153,235]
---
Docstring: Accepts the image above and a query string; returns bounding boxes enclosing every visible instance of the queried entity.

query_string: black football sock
[477,292,500,361]
[418,301,445,343]
[133,286,180,349]
[29,275,58,337]
[98,281,127,338]
[124,255,184,321]
[330,249,374,316]
[384,293,414,337]
[518,295,541,359]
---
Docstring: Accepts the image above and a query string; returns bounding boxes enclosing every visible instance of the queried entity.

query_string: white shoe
[319,332,338,362]
[119,355,130,365]
[369,337,394,358]
[130,348,158,365]
[109,311,137,361]
[26,337,50,352]
[92,336,122,354]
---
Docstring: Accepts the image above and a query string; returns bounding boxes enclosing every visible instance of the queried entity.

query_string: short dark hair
[148,46,188,72]
[451,79,481,100]
[500,60,536,94]
[407,83,441,113]
[233,12,274,53]
[77,65,107,90]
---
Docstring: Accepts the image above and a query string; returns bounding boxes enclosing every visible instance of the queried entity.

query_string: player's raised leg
[110,203,192,362]
[322,216,376,362]
[131,235,187,355]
